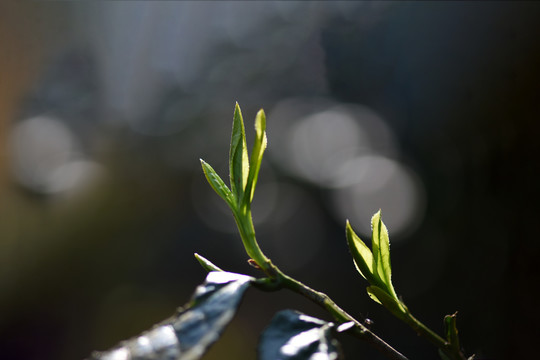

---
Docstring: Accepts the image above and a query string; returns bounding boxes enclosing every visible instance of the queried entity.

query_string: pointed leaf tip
[255,109,266,127]
[194,253,224,272]
[201,160,236,209]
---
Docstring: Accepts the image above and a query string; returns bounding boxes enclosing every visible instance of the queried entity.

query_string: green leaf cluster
[201,102,266,212]
[200,103,269,270]
[201,103,467,360]
[346,211,407,319]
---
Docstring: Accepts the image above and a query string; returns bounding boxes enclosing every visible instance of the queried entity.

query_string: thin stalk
[232,207,273,275]
[275,268,409,360]
[231,203,468,360]
[403,312,447,349]
[204,104,469,360]
[232,205,408,359]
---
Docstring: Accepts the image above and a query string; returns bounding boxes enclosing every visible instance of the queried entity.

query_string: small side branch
[258,267,409,360]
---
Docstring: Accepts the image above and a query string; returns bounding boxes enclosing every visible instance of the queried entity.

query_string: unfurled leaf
[366,286,406,321]
[200,159,236,209]
[244,109,267,206]
[230,102,250,204]
[88,271,253,360]
[194,253,224,272]
[346,220,376,283]
[371,211,396,297]
[259,310,342,360]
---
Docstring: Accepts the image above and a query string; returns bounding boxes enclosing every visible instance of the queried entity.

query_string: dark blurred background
[1,1,539,359]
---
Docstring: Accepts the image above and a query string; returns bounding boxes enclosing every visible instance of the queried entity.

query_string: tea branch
[199,103,470,360]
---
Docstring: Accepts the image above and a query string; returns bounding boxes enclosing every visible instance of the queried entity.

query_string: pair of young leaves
[200,102,266,213]
[346,212,408,320]
[347,214,466,360]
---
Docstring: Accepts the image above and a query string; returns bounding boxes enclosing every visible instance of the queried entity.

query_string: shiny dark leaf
[259,310,342,360]
[88,271,253,360]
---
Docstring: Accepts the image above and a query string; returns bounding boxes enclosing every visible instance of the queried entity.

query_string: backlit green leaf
[194,253,224,272]
[200,159,235,209]
[244,109,267,206]
[366,286,406,321]
[259,310,342,360]
[346,220,376,283]
[371,211,396,297]
[229,102,249,205]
